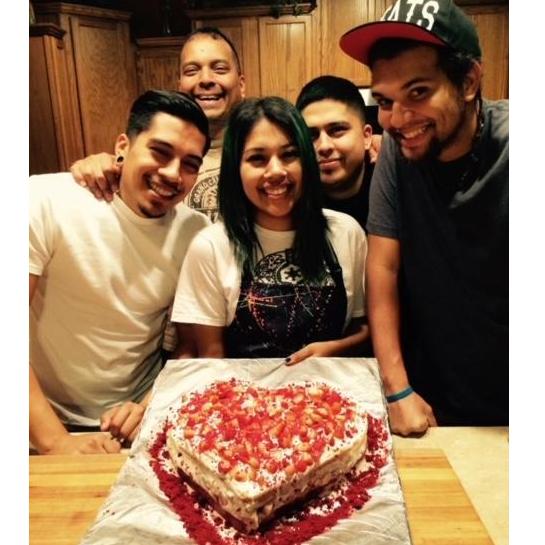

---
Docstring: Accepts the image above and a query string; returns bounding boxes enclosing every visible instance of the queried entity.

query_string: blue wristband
[385,386,414,403]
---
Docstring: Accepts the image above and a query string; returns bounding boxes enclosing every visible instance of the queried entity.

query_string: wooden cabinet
[257,15,316,102]
[31,2,138,174]
[188,3,319,103]
[30,23,84,175]
[135,36,186,94]
[319,0,390,88]
[464,3,509,99]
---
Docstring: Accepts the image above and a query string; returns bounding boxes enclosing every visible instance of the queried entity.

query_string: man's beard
[393,95,469,163]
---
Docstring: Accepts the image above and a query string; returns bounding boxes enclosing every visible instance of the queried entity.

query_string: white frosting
[166,380,368,531]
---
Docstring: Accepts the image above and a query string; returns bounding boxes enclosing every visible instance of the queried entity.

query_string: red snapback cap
[340,0,482,66]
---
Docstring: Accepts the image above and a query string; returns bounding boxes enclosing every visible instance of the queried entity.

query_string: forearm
[324,319,370,356]
[29,366,70,454]
[172,324,198,359]
[366,266,410,394]
[193,324,226,357]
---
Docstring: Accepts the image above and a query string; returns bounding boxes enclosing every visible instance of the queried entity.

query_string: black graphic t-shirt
[225,248,347,358]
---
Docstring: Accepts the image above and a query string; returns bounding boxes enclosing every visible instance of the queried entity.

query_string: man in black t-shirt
[296,76,378,357]
[340,0,508,433]
[296,76,375,230]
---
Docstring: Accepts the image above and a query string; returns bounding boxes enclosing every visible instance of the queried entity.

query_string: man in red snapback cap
[341,0,508,434]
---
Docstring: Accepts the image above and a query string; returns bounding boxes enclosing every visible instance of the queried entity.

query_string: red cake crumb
[149,412,388,545]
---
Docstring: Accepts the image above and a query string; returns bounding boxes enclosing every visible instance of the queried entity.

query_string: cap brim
[340,21,446,66]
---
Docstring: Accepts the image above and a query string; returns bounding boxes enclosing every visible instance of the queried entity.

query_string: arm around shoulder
[70,152,119,202]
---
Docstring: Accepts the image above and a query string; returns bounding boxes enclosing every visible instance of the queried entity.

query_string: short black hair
[369,38,478,93]
[218,96,334,281]
[126,90,210,155]
[184,26,242,74]
[295,75,367,122]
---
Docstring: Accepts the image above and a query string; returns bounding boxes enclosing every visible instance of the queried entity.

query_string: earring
[116,155,124,164]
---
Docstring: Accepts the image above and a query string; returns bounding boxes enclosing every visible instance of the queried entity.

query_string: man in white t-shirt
[68,28,247,352]
[29,90,210,455]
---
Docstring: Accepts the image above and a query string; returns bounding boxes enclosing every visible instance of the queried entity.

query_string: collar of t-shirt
[112,193,174,227]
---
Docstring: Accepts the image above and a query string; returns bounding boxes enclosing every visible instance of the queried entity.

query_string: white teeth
[196,95,220,101]
[264,186,288,196]
[402,126,428,139]
[149,180,179,198]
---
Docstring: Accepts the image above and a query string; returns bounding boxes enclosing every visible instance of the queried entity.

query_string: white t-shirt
[29,173,209,425]
[172,209,366,332]
[161,137,223,351]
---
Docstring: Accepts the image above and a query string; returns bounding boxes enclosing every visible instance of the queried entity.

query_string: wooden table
[29,447,494,545]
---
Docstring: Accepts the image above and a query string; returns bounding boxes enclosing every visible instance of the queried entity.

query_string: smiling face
[239,117,303,231]
[371,45,480,162]
[116,112,206,218]
[301,99,371,197]
[179,34,245,135]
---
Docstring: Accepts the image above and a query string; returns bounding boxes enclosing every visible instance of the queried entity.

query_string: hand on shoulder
[70,152,120,202]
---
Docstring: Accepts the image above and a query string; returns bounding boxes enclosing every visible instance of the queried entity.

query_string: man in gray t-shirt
[340,0,508,434]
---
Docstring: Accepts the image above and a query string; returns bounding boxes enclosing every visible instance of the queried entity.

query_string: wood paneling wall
[31,2,139,174]
[465,5,509,99]
[183,0,509,101]
[30,24,85,174]
[320,0,390,87]
[136,37,186,93]
[258,15,315,103]
[69,13,138,153]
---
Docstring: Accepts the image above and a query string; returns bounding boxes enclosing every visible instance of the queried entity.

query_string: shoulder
[182,222,234,273]
[30,172,88,198]
[188,221,229,250]
[172,203,211,230]
[29,172,99,213]
[483,99,509,143]
[323,209,366,244]
[484,98,508,118]
[371,132,406,184]
[323,208,362,231]
[379,132,401,158]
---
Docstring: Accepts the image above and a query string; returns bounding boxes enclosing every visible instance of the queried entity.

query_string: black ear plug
[116,155,124,164]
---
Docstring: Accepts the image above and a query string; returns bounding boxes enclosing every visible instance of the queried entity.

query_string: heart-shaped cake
[167,378,368,532]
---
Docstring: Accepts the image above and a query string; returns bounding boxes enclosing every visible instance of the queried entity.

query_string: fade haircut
[184,26,242,74]
[218,96,334,281]
[126,89,211,155]
[369,38,479,95]
[296,75,367,122]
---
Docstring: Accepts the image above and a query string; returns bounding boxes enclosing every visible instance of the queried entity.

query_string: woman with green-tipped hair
[172,96,369,364]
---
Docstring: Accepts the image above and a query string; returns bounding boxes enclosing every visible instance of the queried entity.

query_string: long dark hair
[218,96,333,281]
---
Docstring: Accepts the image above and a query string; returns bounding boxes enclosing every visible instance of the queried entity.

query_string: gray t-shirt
[366,100,508,425]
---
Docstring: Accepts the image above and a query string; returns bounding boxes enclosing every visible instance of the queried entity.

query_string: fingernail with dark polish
[284,357,291,363]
